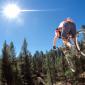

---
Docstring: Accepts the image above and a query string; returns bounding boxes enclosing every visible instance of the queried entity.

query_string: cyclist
[53,17,77,50]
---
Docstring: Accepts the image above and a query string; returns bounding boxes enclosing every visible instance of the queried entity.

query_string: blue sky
[0,0,85,55]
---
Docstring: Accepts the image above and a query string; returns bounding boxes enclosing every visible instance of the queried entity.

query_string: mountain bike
[53,29,85,72]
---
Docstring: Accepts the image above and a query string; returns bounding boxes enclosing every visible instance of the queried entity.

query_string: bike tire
[76,30,85,56]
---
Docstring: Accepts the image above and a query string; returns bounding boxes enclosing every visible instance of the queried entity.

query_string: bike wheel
[76,30,85,56]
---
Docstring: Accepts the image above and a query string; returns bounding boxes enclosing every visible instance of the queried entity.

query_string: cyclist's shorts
[61,22,76,38]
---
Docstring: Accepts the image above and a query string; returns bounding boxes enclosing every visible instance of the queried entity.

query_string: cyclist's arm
[53,31,60,48]
[53,21,64,48]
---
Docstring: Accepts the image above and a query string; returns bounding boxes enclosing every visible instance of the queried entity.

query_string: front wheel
[76,30,85,56]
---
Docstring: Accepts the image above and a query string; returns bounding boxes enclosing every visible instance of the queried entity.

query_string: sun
[3,4,21,19]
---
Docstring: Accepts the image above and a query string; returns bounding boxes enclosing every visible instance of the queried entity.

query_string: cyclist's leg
[62,38,76,72]
[70,24,81,58]
[62,23,76,72]
[62,23,72,48]
[70,23,79,51]
[64,22,76,49]
[72,36,78,48]
[62,38,72,48]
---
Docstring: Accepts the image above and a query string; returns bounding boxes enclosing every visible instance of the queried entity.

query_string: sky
[0,0,85,55]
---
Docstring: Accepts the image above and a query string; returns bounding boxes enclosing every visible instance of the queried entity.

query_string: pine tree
[33,51,44,73]
[9,41,23,85]
[46,52,53,85]
[9,42,16,62]
[1,41,13,85]
[19,38,34,85]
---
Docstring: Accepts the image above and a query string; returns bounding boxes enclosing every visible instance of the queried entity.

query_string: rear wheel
[76,30,85,56]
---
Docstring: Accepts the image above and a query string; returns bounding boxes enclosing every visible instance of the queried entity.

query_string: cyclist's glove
[59,36,61,38]
[53,46,56,49]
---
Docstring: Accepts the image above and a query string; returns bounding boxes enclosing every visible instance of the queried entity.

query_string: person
[53,17,77,50]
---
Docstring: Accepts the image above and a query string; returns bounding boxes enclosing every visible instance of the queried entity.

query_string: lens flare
[3,4,21,19]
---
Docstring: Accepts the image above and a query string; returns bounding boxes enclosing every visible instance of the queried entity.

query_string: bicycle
[53,29,85,72]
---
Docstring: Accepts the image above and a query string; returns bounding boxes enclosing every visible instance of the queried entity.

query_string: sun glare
[3,4,21,19]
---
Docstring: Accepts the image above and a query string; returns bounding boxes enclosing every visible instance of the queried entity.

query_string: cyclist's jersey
[55,21,66,38]
[58,21,65,28]
[55,21,76,38]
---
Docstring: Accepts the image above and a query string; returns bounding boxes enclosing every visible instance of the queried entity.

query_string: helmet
[64,17,73,22]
